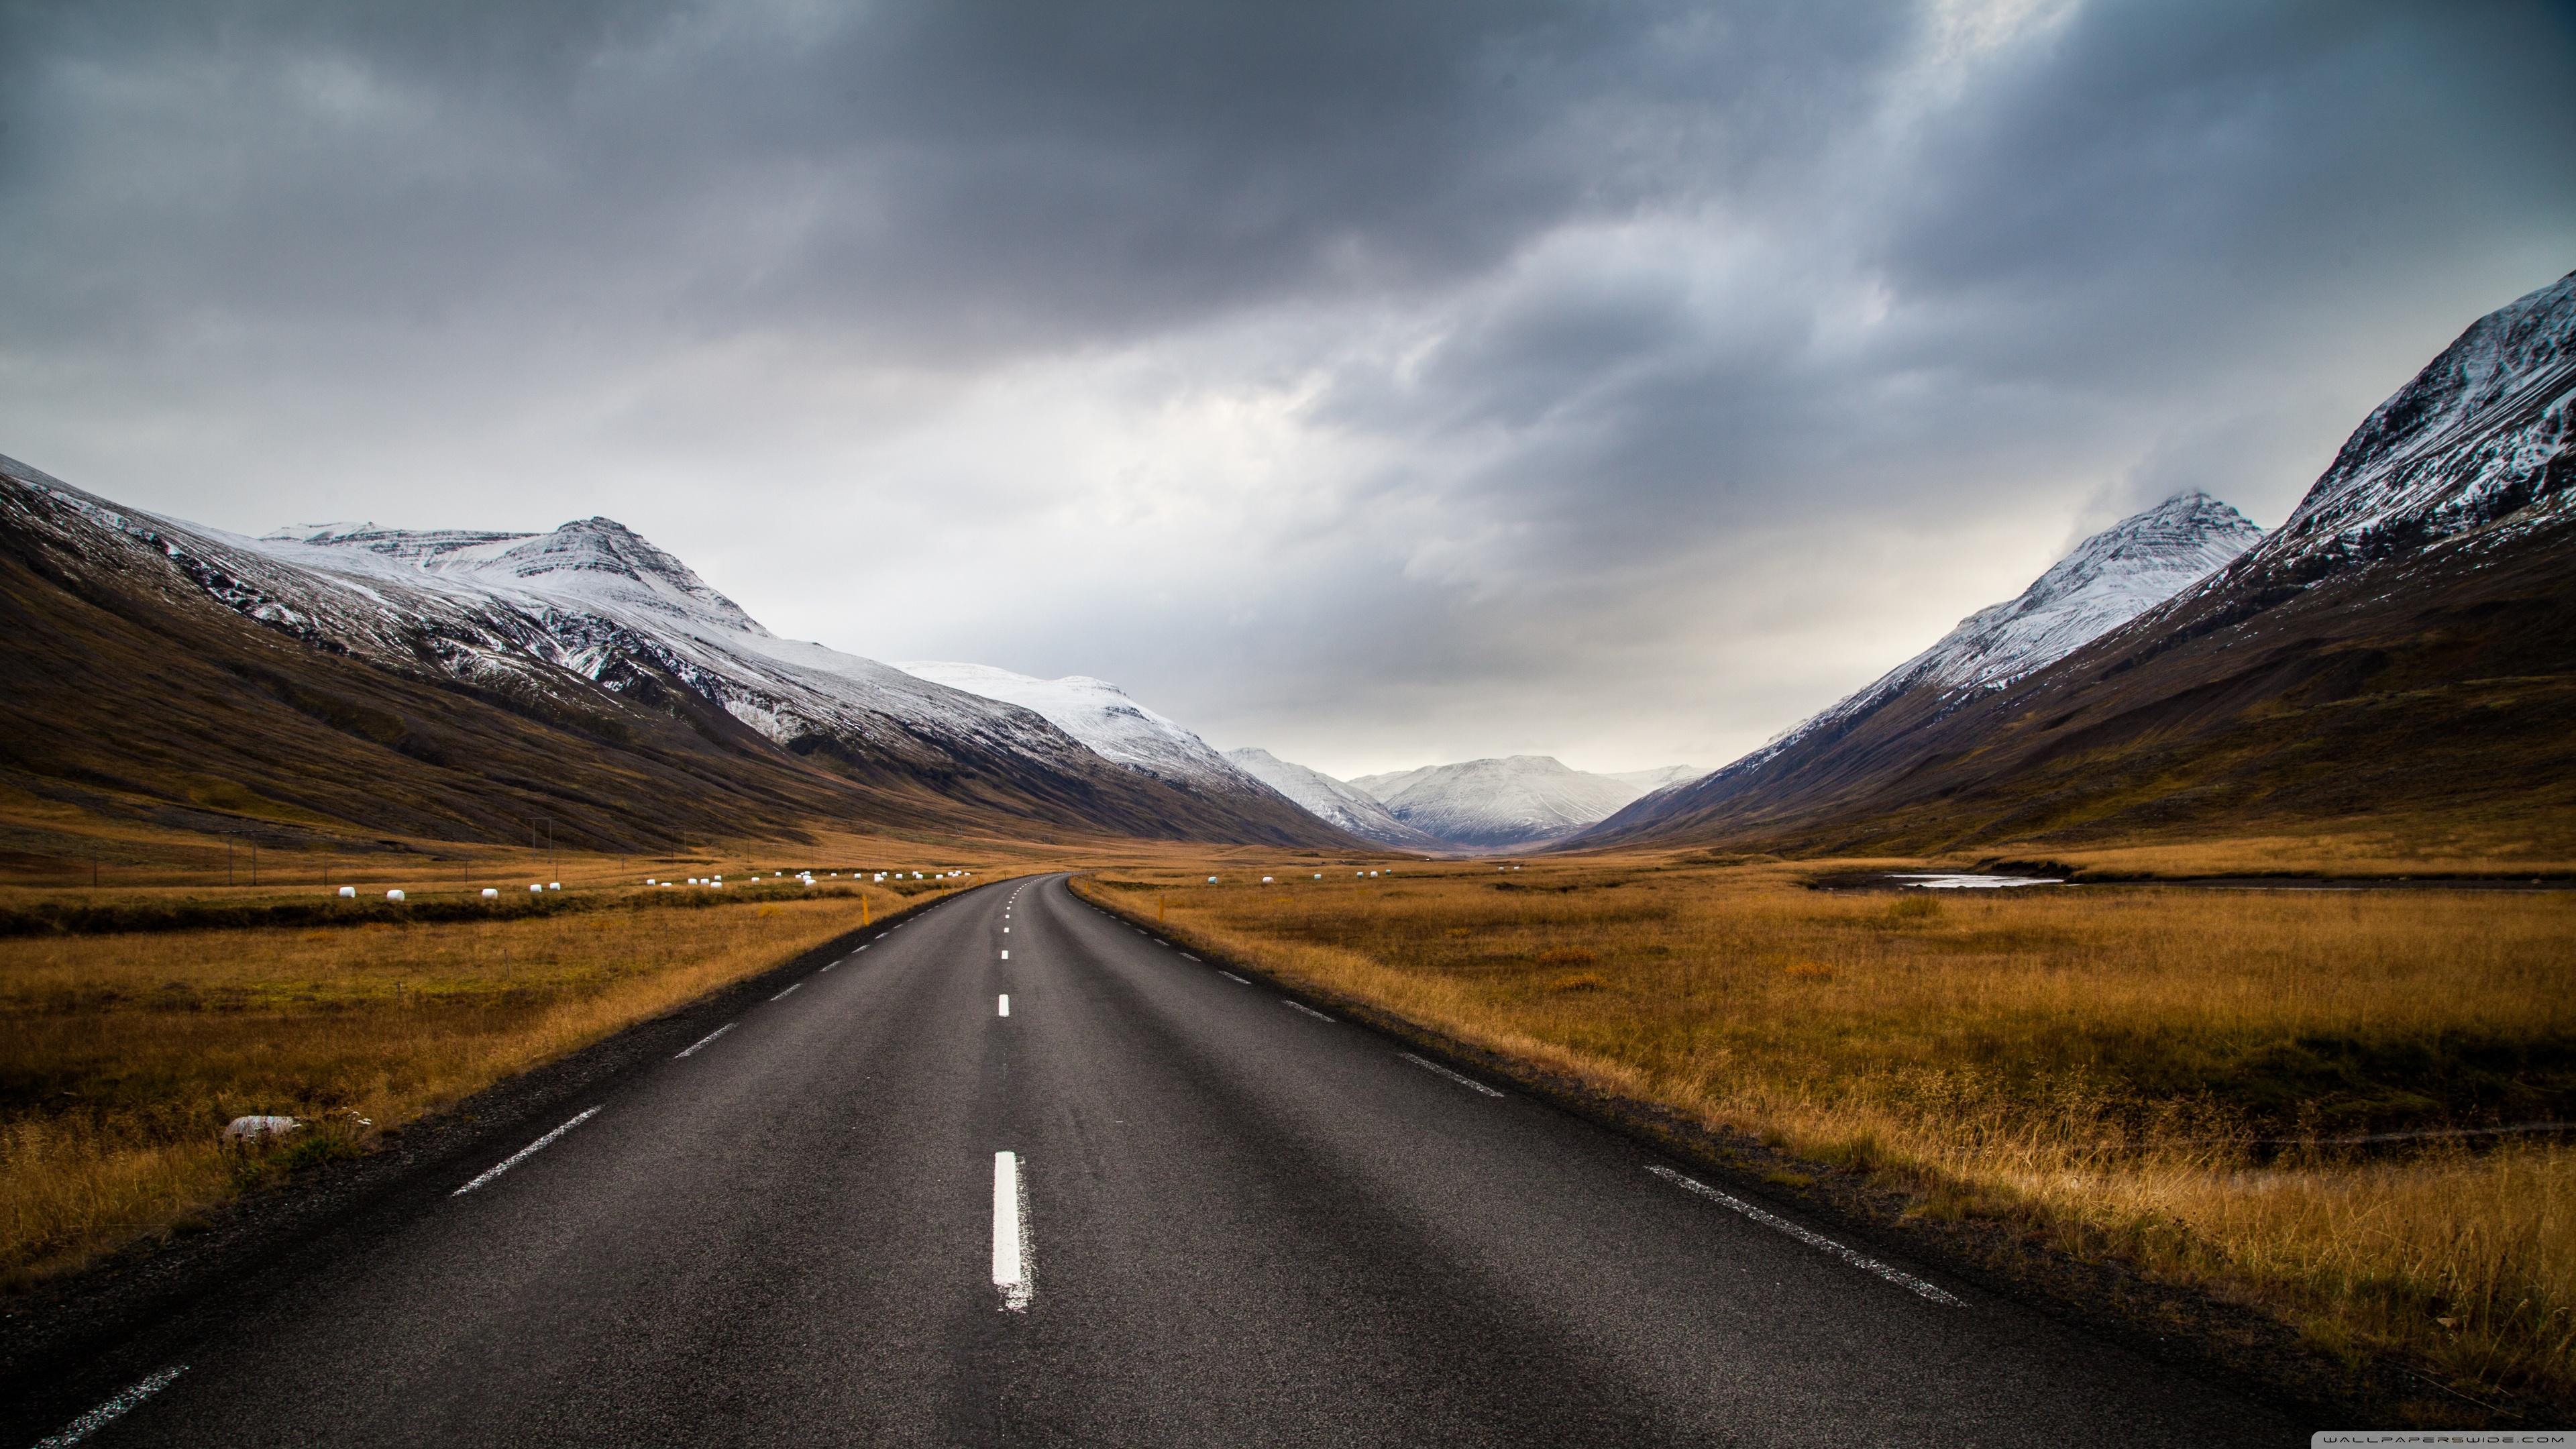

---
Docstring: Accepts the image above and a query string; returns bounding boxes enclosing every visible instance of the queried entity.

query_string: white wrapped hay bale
[481,888,499,899]
[386,889,405,902]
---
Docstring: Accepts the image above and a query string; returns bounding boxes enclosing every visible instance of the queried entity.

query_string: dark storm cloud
[2,1,2571,776]
[0,1,1895,355]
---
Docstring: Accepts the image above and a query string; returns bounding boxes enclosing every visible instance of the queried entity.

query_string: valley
[1,257,2570,1442]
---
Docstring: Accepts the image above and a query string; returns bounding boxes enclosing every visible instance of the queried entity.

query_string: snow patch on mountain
[1222,748,1449,851]
[892,661,1273,798]
[2263,268,2576,568]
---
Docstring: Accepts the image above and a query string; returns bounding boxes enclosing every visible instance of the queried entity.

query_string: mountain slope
[1574,270,2576,857]
[0,457,1350,858]
[1220,748,1450,852]
[1349,755,1664,851]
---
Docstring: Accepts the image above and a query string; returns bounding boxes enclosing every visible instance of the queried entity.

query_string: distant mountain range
[0,465,1354,858]
[1347,755,1697,851]
[1575,268,2576,856]
[8,268,2565,869]
[1221,749,1453,853]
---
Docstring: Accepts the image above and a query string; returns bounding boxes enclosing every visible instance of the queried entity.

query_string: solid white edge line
[34,1365,186,1448]
[994,1150,1033,1311]
[1218,971,1250,985]
[674,1023,734,1059]
[771,982,802,1000]
[1282,999,1334,1022]
[1646,1165,1964,1305]
[453,1106,603,1197]
[999,994,1010,1017]
[1399,1051,1504,1097]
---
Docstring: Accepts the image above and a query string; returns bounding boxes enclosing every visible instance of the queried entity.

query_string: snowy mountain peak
[2267,268,2576,566]
[1722,492,2263,775]
[1223,748,1448,851]
[892,661,1275,800]
[267,515,765,634]
[1345,755,1691,850]
[1882,492,2259,698]
[473,517,762,633]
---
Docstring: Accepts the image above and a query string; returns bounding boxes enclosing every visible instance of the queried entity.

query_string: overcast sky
[5,1,2572,777]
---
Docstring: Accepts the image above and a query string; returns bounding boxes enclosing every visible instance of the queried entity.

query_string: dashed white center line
[34,1365,186,1448]
[994,1150,1033,1311]
[771,982,802,1000]
[1181,953,1200,961]
[998,994,1011,1016]
[1218,971,1250,985]
[1400,1052,1504,1097]
[1646,1165,1964,1304]
[675,1023,735,1059]
[1281,999,1334,1022]
[453,1106,602,1196]
[1001,950,1010,960]
[857,945,870,951]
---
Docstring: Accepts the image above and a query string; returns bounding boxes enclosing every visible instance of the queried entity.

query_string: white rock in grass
[225,1116,300,1143]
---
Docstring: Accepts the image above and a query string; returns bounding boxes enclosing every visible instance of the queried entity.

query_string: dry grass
[0,888,916,1283]
[2016,831,2576,880]
[1087,859,2576,1409]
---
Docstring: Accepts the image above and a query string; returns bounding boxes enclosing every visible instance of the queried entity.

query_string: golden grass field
[0,881,936,1287]
[1083,856,2576,1411]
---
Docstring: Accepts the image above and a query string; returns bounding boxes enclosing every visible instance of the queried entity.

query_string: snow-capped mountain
[890,661,1287,805]
[1574,270,2576,855]
[2259,268,2575,569]
[0,456,1346,846]
[1720,492,2261,781]
[1348,755,1686,851]
[226,517,1108,778]
[1221,748,1450,851]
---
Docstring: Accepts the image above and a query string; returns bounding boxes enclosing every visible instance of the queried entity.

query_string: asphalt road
[30,873,2302,1447]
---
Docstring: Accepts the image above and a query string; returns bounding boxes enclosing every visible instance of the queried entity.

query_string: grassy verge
[0,882,931,1285]
[1082,858,2575,1417]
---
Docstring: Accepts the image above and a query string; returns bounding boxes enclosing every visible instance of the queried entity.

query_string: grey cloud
[2,0,2571,778]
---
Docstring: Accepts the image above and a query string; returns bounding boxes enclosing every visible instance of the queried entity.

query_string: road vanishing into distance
[28,874,2302,1447]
